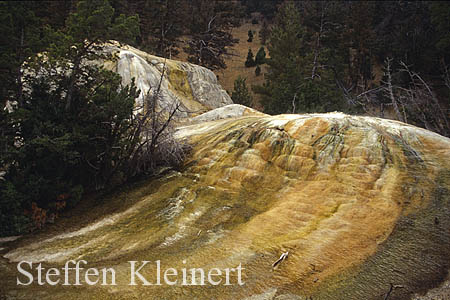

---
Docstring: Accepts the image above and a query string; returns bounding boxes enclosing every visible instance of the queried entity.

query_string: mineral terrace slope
[2,113,449,300]
[103,41,232,117]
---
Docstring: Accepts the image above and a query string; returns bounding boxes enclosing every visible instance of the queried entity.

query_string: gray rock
[103,42,233,118]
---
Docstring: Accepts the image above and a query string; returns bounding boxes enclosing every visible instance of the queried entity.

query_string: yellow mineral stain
[2,114,449,299]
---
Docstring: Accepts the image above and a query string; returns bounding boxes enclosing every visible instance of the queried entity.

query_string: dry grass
[214,21,268,110]
[175,20,269,111]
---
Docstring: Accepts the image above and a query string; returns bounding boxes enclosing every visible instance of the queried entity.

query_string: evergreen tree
[253,2,346,114]
[33,1,73,31]
[241,0,283,20]
[255,46,266,65]
[371,1,436,76]
[0,2,47,234]
[247,29,253,42]
[255,65,261,76]
[231,76,252,107]
[114,0,188,56]
[245,48,256,67]
[345,1,376,90]
[253,3,305,114]
[431,1,450,61]
[1,0,141,235]
[0,1,43,107]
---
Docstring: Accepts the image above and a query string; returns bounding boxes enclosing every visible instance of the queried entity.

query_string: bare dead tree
[396,61,449,136]
[305,2,345,82]
[184,13,238,70]
[291,92,297,113]
[310,2,327,80]
[301,2,360,107]
[123,60,190,178]
[339,57,449,137]
[382,57,404,122]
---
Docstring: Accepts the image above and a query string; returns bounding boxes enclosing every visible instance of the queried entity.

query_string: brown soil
[213,21,268,111]
[176,19,268,111]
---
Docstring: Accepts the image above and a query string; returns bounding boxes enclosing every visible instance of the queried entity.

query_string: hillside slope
[213,21,268,110]
[2,112,449,299]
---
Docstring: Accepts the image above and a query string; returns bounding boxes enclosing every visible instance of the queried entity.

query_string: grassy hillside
[177,19,268,111]
[213,21,267,110]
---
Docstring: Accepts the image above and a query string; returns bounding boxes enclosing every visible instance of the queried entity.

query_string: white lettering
[101,267,116,285]
[189,268,205,285]
[62,260,75,285]
[46,268,60,285]
[17,261,33,285]
[37,263,45,285]
[207,268,222,285]
[236,263,245,285]
[129,261,151,285]
[74,260,87,285]
[164,268,177,285]
[85,268,99,285]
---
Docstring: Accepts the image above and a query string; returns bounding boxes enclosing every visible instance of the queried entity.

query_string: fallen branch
[272,251,289,269]
[384,283,404,300]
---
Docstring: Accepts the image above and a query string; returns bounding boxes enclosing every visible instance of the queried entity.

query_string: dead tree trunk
[383,58,404,122]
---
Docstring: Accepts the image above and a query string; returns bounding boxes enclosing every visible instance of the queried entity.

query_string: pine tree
[253,2,346,114]
[255,65,261,76]
[232,76,252,107]
[247,29,253,42]
[117,0,189,56]
[1,0,142,234]
[0,1,43,107]
[255,46,266,65]
[252,3,305,114]
[0,1,46,235]
[345,1,376,90]
[245,48,256,67]
[431,1,450,60]
[241,0,283,20]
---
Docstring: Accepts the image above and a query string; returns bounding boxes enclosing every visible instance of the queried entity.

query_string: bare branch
[399,61,449,131]
[207,15,217,33]
[291,93,297,113]
[382,57,404,122]
[311,2,326,80]
[272,251,289,269]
